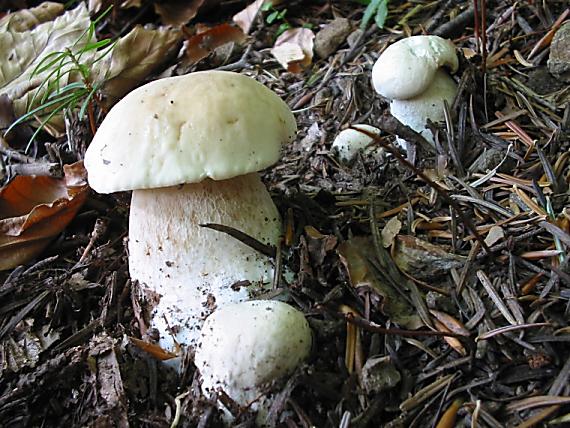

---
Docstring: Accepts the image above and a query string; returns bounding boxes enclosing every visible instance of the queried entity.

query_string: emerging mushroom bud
[331,124,382,162]
[195,300,312,424]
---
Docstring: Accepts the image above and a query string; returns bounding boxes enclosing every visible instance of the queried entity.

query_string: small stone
[347,28,363,48]
[525,67,565,95]
[361,356,401,394]
[548,22,570,82]
[314,18,352,59]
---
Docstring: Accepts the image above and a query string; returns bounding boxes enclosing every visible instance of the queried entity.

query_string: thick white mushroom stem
[389,69,458,145]
[128,173,281,350]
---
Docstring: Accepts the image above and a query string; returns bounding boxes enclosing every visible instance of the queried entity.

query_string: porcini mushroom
[195,300,312,424]
[84,71,296,350]
[371,35,459,145]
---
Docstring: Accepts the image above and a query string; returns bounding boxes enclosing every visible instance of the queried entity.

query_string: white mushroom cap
[331,124,382,162]
[372,35,458,100]
[195,300,312,416]
[84,71,296,193]
[389,69,457,145]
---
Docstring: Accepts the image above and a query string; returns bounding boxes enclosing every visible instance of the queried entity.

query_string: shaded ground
[1,1,569,427]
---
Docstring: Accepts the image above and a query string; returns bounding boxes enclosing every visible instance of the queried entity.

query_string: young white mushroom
[371,35,459,145]
[195,300,312,424]
[84,71,296,350]
[331,124,382,162]
[389,69,458,144]
[372,35,458,100]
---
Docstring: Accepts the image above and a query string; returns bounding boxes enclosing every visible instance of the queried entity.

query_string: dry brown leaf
[435,399,463,428]
[338,237,423,329]
[271,27,315,73]
[392,235,465,280]
[93,25,182,106]
[183,24,246,66]
[304,225,337,265]
[430,310,470,336]
[381,217,402,248]
[154,0,206,27]
[0,161,88,270]
[233,0,283,34]
[432,319,467,356]
[129,337,177,361]
[0,2,64,32]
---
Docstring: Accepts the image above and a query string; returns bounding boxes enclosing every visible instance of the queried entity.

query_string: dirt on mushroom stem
[128,173,282,351]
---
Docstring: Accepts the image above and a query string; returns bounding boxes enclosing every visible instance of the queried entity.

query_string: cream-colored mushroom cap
[195,300,312,407]
[372,35,458,100]
[84,71,297,193]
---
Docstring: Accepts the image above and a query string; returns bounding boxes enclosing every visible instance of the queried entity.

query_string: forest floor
[0,0,569,427]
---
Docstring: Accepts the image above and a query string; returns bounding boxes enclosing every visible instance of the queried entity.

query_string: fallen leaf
[484,225,504,246]
[182,24,246,66]
[129,337,177,360]
[0,161,88,270]
[92,25,182,105]
[338,237,423,329]
[271,27,315,73]
[233,0,283,34]
[0,2,64,32]
[304,225,337,265]
[154,0,206,27]
[381,217,402,248]
[429,310,470,336]
[0,3,93,123]
[435,399,463,428]
[392,235,466,280]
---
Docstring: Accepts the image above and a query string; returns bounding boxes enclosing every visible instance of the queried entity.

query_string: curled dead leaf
[183,24,246,66]
[271,27,315,73]
[0,161,88,270]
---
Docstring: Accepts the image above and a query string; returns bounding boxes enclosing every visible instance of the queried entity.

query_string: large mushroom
[84,71,296,350]
[371,35,459,145]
